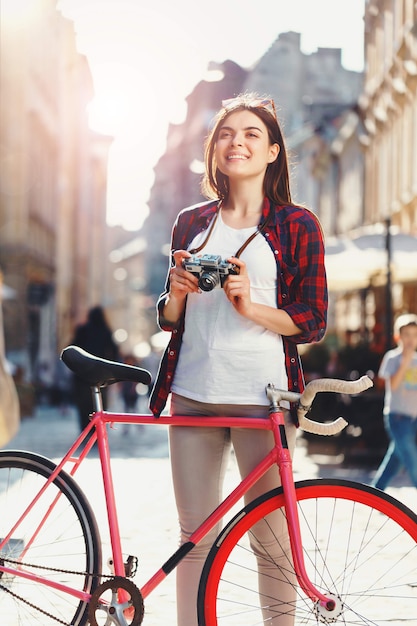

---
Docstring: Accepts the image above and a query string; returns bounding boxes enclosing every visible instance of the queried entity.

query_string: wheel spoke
[198,479,417,625]
[0,452,101,625]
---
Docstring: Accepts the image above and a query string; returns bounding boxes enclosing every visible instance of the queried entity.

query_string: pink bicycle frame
[0,403,335,612]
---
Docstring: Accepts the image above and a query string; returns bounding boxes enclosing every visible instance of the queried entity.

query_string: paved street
[4,397,417,625]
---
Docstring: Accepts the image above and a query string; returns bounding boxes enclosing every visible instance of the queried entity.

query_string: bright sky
[58,0,365,230]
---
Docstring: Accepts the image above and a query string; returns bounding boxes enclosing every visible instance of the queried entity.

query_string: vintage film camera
[182,253,239,292]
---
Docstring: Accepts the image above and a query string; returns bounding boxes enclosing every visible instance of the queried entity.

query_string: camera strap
[188,210,220,255]
[189,206,271,258]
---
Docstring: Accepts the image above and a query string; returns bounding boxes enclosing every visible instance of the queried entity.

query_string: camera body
[182,253,239,292]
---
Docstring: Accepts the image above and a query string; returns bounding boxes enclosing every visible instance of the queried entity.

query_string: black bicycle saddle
[61,345,152,388]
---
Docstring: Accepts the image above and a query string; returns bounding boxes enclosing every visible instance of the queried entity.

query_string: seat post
[91,385,104,412]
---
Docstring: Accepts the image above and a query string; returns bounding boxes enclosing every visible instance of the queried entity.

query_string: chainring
[88,576,144,626]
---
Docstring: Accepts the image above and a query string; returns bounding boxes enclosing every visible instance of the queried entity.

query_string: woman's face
[214,110,279,183]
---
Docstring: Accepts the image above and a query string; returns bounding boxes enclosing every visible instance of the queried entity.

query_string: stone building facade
[329,0,417,351]
[0,1,112,397]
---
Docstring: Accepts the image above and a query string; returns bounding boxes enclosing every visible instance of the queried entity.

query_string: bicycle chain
[0,582,70,625]
[0,555,128,625]
[1,554,122,579]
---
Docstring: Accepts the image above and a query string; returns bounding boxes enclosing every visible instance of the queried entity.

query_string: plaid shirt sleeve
[270,205,327,345]
[264,202,328,418]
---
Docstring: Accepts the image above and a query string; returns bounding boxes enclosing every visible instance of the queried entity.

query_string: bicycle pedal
[106,555,138,578]
[124,555,138,578]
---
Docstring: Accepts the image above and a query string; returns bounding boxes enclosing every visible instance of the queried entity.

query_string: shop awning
[325,225,417,292]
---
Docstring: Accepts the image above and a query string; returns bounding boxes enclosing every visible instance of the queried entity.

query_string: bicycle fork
[269,407,336,613]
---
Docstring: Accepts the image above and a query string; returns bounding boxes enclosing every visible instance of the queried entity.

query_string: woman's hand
[224,257,302,337]
[169,250,200,298]
[223,257,253,317]
[161,250,200,324]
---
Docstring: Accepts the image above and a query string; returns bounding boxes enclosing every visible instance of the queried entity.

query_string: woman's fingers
[170,250,199,294]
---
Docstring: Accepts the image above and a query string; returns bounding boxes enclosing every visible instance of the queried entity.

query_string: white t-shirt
[171,212,287,405]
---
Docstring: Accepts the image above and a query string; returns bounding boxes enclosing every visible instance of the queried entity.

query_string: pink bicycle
[0,345,416,625]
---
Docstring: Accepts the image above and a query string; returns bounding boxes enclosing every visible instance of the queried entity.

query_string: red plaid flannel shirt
[149,198,328,424]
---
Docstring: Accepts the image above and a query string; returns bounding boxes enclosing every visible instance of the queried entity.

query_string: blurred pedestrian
[372,313,417,490]
[120,354,139,413]
[71,306,119,432]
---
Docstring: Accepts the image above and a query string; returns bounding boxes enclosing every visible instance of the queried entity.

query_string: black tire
[198,479,417,625]
[0,450,101,625]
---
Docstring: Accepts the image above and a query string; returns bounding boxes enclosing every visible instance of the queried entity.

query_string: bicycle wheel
[198,478,417,625]
[0,451,101,626]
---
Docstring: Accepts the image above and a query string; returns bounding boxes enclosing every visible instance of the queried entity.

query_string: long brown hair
[201,92,292,205]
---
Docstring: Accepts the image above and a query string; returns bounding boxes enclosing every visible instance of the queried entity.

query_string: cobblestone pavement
[4,399,417,625]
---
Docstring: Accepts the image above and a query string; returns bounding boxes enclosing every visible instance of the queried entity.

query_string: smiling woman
[149,93,328,626]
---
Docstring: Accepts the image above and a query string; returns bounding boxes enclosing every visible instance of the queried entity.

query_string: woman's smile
[226,153,249,160]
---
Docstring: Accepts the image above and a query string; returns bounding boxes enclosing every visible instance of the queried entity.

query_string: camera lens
[199,271,219,291]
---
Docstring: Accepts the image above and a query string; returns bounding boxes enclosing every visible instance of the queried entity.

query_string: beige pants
[170,393,297,626]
